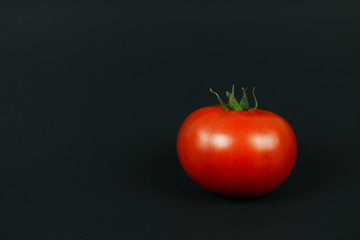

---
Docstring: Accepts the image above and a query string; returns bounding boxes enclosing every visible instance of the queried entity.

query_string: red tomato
[177,87,297,198]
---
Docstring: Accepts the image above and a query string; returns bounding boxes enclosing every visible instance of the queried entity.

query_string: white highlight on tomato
[250,133,278,150]
[198,131,232,149]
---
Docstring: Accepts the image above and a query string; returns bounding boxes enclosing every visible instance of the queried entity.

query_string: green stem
[239,87,249,111]
[210,85,258,112]
[248,87,258,111]
[226,84,241,110]
[210,88,229,111]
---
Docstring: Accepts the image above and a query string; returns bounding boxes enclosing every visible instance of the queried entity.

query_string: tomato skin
[177,105,297,198]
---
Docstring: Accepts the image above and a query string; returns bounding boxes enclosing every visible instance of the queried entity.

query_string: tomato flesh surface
[177,105,297,197]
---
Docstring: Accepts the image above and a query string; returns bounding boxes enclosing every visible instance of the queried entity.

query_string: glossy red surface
[177,105,297,197]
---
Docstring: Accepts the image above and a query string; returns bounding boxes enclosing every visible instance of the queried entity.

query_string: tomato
[177,86,297,197]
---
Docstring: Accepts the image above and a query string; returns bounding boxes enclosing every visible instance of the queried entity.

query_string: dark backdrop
[1,1,360,239]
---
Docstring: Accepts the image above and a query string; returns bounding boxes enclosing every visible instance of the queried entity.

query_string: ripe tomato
[177,86,297,197]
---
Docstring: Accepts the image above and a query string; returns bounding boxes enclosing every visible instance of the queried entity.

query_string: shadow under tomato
[127,139,339,203]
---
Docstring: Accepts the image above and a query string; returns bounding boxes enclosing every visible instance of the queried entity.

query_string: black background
[1,1,360,239]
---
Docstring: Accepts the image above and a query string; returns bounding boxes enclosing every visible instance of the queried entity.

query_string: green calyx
[210,85,258,112]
